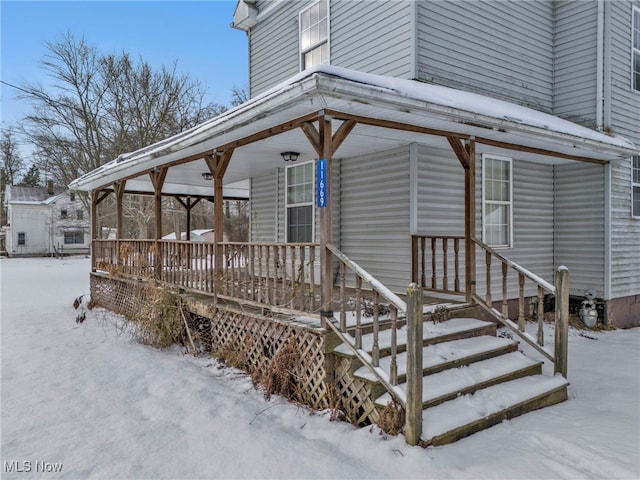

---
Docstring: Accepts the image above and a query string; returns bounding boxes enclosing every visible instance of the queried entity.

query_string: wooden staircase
[331,305,569,446]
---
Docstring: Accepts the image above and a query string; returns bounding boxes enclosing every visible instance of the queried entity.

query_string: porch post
[465,137,476,303]
[206,150,234,301]
[319,114,333,327]
[185,196,192,241]
[114,180,126,267]
[149,168,168,280]
[90,190,111,272]
[90,191,98,272]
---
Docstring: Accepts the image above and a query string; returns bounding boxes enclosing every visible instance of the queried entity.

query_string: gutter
[69,75,324,192]
[315,75,637,158]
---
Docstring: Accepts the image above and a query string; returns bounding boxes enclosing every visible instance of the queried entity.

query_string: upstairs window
[482,155,513,248]
[286,162,314,242]
[60,209,68,219]
[633,155,640,218]
[77,209,84,220]
[300,0,329,70]
[634,7,640,91]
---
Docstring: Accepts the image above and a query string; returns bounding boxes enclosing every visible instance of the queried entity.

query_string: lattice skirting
[208,307,330,410]
[90,273,151,320]
[331,356,380,425]
[90,274,382,425]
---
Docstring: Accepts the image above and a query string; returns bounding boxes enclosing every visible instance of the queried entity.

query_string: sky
[0,0,248,163]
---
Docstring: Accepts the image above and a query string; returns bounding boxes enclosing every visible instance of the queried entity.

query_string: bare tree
[230,85,249,107]
[20,32,226,196]
[1,129,25,186]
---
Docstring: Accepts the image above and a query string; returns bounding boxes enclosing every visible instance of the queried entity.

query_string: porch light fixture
[281,151,300,162]
[201,172,213,181]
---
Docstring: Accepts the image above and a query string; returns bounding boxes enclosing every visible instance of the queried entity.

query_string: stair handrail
[472,237,568,378]
[327,243,407,313]
[326,243,408,406]
[473,237,556,293]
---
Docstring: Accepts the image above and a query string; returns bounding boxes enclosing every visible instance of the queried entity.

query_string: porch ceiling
[69,66,638,196]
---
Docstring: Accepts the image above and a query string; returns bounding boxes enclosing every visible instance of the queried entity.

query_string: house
[3,183,91,257]
[69,0,639,446]
[231,0,640,327]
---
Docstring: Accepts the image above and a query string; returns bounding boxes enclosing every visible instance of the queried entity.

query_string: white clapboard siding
[416,0,554,111]
[554,162,606,297]
[250,0,309,97]
[553,0,598,127]
[330,0,412,78]
[250,172,278,242]
[607,1,640,299]
[340,146,411,293]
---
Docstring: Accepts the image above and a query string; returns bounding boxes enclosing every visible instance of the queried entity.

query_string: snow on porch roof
[69,65,638,194]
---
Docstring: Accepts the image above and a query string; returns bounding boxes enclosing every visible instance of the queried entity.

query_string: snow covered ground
[1,256,638,479]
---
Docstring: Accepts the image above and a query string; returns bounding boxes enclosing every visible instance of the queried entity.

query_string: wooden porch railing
[411,234,465,296]
[473,237,568,378]
[410,234,569,378]
[218,242,318,312]
[326,243,430,444]
[93,239,319,313]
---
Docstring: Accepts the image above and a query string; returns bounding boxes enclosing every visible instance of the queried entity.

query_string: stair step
[332,317,496,358]
[374,351,543,409]
[420,375,569,446]
[354,335,518,383]
[343,302,472,336]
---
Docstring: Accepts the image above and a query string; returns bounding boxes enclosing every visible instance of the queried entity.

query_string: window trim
[285,160,315,243]
[633,6,640,92]
[633,155,640,219]
[298,0,330,71]
[64,230,85,245]
[482,154,514,249]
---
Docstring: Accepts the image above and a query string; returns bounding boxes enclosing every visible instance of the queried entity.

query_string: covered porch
[71,66,636,445]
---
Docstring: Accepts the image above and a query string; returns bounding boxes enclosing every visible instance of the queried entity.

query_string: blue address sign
[316,159,328,208]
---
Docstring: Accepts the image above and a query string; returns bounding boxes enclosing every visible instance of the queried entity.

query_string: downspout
[274,168,280,242]
[409,143,418,234]
[596,0,605,130]
[599,0,612,304]
[410,0,418,80]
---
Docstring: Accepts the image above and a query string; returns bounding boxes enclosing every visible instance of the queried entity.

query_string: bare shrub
[259,335,300,402]
[377,397,405,436]
[215,343,248,370]
[325,384,345,422]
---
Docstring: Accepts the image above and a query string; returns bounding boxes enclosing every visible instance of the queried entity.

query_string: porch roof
[69,65,638,195]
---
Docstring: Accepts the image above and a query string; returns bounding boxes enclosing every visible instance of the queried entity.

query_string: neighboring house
[3,184,90,257]
[229,0,640,327]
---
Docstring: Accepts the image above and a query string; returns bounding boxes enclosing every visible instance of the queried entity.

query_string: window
[633,155,640,218]
[70,192,75,201]
[634,7,640,91]
[17,232,25,246]
[76,209,83,220]
[300,0,329,70]
[60,209,68,219]
[64,231,85,244]
[482,155,513,248]
[286,162,314,242]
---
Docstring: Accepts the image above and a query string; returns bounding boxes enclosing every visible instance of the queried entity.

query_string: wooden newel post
[405,282,423,446]
[554,266,569,378]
